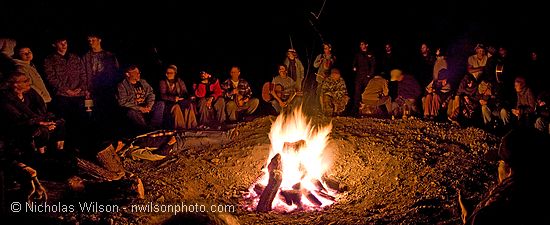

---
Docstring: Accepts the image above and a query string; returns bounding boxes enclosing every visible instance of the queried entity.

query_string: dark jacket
[397,75,421,100]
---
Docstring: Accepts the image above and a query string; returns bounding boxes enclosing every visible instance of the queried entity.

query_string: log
[315,190,336,201]
[76,158,124,181]
[280,189,302,207]
[303,190,322,206]
[96,144,125,175]
[283,140,306,151]
[67,175,144,203]
[253,183,265,196]
[256,154,282,212]
[312,179,327,192]
[322,175,344,192]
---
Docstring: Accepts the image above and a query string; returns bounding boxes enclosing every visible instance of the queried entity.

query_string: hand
[512,109,520,117]
[231,89,239,95]
[39,121,56,130]
[73,88,82,95]
[206,97,213,108]
[139,106,151,113]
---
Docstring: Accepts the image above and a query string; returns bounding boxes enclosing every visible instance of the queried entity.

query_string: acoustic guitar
[262,82,285,102]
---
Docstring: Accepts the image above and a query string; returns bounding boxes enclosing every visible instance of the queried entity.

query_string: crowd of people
[1,33,549,222]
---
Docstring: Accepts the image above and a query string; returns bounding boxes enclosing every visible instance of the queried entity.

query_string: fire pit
[244,109,338,212]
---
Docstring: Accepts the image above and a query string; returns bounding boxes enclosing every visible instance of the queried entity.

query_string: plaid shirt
[43,52,87,97]
[221,78,252,101]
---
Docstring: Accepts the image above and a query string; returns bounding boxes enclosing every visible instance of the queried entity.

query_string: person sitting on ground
[448,74,479,125]
[116,65,161,133]
[360,72,391,117]
[270,65,299,114]
[221,66,259,123]
[534,91,549,135]
[478,78,509,129]
[320,68,349,116]
[392,69,421,119]
[423,69,452,120]
[459,127,550,225]
[511,76,536,127]
[158,64,197,129]
[193,71,225,128]
[0,71,65,154]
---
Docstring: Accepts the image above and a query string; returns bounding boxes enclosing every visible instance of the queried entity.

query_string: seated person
[448,74,479,125]
[221,66,259,123]
[116,65,161,133]
[193,71,225,128]
[360,73,391,116]
[459,128,550,225]
[0,71,65,154]
[423,69,452,120]
[511,77,536,126]
[391,69,421,118]
[534,91,549,134]
[478,78,509,128]
[158,65,197,129]
[320,68,349,116]
[270,65,300,114]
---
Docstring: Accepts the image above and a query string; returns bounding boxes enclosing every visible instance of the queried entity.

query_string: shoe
[448,117,460,126]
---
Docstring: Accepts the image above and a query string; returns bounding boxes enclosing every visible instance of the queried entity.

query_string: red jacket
[193,78,223,99]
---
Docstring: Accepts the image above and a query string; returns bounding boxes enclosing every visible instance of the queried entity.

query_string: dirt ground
[30,114,500,225]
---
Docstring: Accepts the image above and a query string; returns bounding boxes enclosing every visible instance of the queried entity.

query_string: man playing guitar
[221,66,259,123]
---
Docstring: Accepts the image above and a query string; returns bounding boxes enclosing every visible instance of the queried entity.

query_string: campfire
[244,108,338,212]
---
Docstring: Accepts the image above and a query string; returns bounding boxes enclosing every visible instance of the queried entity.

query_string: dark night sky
[2,0,547,88]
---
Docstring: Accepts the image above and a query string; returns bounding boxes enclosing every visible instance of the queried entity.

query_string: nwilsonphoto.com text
[10,201,236,215]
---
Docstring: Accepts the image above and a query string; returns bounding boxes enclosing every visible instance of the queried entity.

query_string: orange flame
[246,107,337,212]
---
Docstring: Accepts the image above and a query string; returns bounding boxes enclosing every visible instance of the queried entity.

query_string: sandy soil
[22,114,500,225]
[98,115,500,225]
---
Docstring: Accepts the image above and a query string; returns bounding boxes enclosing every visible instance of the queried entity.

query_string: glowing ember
[244,108,337,212]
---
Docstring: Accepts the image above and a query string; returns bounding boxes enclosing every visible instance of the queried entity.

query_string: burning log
[315,190,336,201]
[312,179,327,192]
[253,183,265,196]
[283,140,306,151]
[303,190,322,206]
[280,190,302,207]
[256,154,282,212]
[322,175,347,192]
